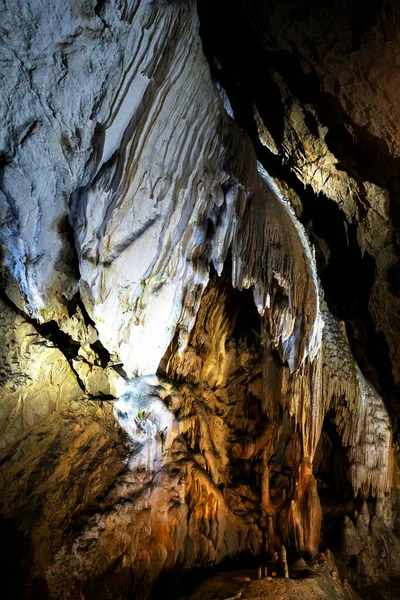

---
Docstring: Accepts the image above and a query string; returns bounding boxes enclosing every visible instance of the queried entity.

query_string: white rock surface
[0,0,327,378]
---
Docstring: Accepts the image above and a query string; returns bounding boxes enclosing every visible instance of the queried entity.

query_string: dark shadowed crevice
[148,557,260,600]
[65,290,118,371]
[299,189,399,435]
[0,515,49,600]
[315,410,356,553]
[0,285,86,391]
[55,214,81,284]
[158,258,262,378]
[388,257,400,298]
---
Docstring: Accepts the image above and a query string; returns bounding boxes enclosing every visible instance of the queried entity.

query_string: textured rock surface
[180,561,362,600]
[0,296,82,448]
[0,0,399,599]
[199,0,400,421]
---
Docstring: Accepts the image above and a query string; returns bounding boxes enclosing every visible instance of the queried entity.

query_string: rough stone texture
[199,0,400,417]
[0,0,399,599]
[0,367,263,598]
[1,0,324,379]
[0,297,82,448]
[180,560,362,600]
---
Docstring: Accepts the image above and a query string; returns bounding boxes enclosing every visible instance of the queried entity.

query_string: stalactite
[278,459,322,558]
[231,164,324,373]
[344,368,393,497]
[281,306,392,501]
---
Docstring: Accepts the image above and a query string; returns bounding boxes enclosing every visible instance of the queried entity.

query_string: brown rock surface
[179,566,361,600]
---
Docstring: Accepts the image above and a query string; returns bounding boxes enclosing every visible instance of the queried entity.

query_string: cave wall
[198,0,400,434]
[0,0,399,598]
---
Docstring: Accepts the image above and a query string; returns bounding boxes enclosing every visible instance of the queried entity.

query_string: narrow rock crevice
[0,285,85,392]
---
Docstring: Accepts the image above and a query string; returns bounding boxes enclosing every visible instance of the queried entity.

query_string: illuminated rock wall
[0,0,399,598]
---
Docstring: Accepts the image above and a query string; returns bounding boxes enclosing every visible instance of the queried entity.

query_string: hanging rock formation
[0,0,399,599]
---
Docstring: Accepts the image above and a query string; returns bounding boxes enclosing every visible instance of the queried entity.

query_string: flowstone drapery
[0,1,398,598]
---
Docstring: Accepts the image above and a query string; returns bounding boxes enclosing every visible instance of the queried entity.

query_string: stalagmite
[268,516,274,540]
[356,513,369,540]
[361,502,370,527]
[279,459,322,557]
[341,516,363,558]
[280,545,289,579]
[260,450,271,511]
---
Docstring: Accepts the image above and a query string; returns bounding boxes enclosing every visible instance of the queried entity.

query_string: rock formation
[0,0,399,599]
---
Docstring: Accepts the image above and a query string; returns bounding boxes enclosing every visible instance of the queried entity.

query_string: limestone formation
[0,0,399,599]
[280,545,289,579]
[0,297,82,448]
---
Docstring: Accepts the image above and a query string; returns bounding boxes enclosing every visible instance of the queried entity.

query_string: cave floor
[177,568,399,600]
